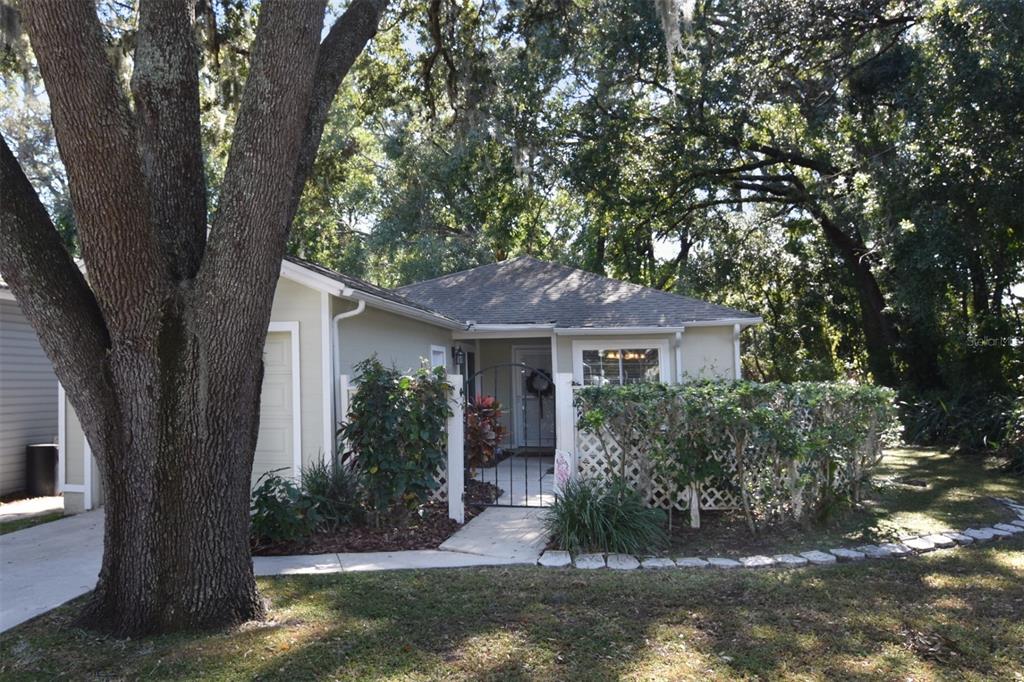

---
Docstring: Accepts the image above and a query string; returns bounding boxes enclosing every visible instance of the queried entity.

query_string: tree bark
[2,0,387,635]
[805,200,900,386]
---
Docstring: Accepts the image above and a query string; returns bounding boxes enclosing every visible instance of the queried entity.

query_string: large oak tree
[0,0,387,635]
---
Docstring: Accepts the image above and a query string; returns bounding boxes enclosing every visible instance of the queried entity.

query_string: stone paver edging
[533,497,1024,572]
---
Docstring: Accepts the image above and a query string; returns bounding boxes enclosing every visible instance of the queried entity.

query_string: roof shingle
[396,256,758,328]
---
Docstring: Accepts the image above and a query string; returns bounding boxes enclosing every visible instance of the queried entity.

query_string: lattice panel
[430,464,448,502]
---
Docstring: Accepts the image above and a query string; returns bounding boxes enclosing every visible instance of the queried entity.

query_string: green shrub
[899,390,1015,451]
[301,460,362,530]
[545,477,667,555]
[998,397,1024,475]
[250,469,319,545]
[337,357,452,524]
[575,380,897,533]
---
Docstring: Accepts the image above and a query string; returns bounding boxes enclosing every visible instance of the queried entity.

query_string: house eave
[280,260,463,330]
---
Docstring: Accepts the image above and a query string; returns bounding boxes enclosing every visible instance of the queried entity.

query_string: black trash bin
[25,444,58,497]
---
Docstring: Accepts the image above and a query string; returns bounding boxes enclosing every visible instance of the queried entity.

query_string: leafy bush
[998,397,1024,475]
[250,469,319,545]
[301,460,362,530]
[464,395,506,473]
[899,390,1015,452]
[338,357,452,524]
[545,476,667,555]
[575,380,897,533]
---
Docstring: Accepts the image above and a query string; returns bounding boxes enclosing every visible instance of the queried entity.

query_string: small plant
[545,476,667,555]
[301,459,362,530]
[465,395,505,474]
[250,469,319,545]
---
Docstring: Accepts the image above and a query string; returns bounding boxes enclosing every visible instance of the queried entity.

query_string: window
[429,345,447,370]
[573,340,669,385]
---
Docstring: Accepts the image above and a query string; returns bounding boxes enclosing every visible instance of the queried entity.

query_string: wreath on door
[525,368,554,398]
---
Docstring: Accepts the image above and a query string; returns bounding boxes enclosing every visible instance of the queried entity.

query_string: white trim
[571,338,671,385]
[281,259,462,330]
[555,320,760,335]
[452,329,555,340]
[83,438,93,510]
[268,321,303,478]
[429,344,447,370]
[280,259,348,296]
[57,383,86,495]
[57,382,66,493]
[0,288,14,301]
[320,292,333,463]
[733,323,742,381]
[446,374,465,523]
[549,333,559,376]
[467,323,557,331]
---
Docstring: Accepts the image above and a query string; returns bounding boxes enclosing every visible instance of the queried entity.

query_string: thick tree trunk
[5,0,387,636]
[78,301,269,634]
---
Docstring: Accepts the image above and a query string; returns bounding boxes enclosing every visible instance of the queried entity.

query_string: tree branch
[289,0,389,219]
[22,0,165,337]
[132,0,208,280]
[0,137,120,454]
[198,0,328,339]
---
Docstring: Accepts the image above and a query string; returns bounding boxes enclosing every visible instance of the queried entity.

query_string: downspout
[674,329,685,384]
[332,289,366,428]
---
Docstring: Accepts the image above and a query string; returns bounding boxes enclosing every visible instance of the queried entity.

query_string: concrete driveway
[0,509,103,632]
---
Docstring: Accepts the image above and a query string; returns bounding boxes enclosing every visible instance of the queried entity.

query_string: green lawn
[0,512,63,536]
[1,447,1021,680]
[666,447,1021,557]
[1,540,1022,681]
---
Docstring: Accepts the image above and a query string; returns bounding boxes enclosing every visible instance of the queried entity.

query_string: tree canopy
[3,0,1021,439]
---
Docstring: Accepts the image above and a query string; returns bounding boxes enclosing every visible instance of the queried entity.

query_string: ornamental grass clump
[545,476,667,555]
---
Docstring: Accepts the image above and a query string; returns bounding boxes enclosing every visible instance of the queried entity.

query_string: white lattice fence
[576,428,744,511]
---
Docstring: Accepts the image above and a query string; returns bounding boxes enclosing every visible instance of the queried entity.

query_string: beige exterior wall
[332,299,454,378]
[680,326,736,380]
[268,278,327,468]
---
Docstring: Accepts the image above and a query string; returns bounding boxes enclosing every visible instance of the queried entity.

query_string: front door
[512,347,555,449]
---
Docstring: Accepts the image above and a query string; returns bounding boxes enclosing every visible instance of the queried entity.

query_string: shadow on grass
[5,538,1019,680]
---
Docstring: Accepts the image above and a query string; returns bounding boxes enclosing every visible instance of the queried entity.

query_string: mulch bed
[252,479,502,556]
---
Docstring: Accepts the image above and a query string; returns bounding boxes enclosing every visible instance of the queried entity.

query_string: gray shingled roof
[285,256,461,323]
[395,256,758,328]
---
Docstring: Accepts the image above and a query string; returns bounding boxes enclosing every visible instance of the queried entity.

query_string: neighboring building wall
[0,298,58,496]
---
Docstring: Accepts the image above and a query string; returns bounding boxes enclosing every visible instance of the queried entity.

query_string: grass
[0,512,63,536]
[664,447,1021,557]
[1,540,1022,680]
[1,447,1020,680]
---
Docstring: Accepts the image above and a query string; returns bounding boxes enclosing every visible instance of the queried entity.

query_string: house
[0,278,59,496]
[57,255,760,514]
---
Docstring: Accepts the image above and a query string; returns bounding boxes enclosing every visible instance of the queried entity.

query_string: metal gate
[463,362,556,507]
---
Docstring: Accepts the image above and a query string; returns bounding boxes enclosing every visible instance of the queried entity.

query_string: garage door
[252,332,296,488]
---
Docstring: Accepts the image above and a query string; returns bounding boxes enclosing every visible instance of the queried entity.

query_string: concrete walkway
[473,454,555,506]
[439,507,549,562]
[0,496,63,523]
[0,506,546,633]
[0,509,103,632]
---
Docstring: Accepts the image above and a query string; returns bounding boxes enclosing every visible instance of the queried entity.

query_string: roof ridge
[395,255,531,291]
